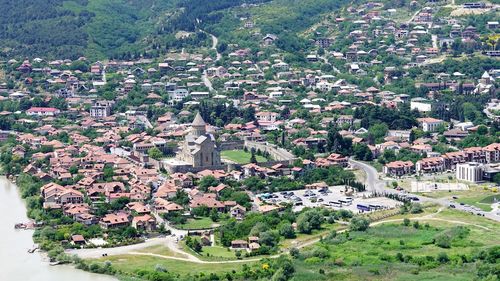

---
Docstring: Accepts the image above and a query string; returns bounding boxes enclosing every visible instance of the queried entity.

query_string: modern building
[416,157,446,174]
[90,101,113,119]
[384,161,415,177]
[456,162,483,183]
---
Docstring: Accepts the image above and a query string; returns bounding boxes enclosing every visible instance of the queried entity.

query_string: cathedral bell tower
[191,112,207,137]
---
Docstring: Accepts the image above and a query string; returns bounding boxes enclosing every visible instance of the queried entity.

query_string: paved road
[199,30,221,93]
[67,236,176,259]
[349,159,500,222]
[407,9,421,24]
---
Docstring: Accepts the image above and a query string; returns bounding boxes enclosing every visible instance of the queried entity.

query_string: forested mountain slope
[0,0,268,59]
[0,0,347,60]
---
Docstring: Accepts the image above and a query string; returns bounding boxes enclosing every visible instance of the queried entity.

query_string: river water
[0,177,117,281]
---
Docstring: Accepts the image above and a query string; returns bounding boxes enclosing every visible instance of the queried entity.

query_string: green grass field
[221,150,267,164]
[181,242,240,261]
[96,254,251,276]
[174,217,216,230]
[456,194,499,211]
[291,211,500,281]
[87,209,499,281]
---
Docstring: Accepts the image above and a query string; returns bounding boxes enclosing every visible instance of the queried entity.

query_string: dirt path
[128,252,265,264]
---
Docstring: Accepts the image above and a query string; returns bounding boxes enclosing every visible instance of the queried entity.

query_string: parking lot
[411,181,468,193]
[259,186,401,214]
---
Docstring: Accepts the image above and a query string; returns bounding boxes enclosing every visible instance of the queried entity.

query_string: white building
[169,88,189,102]
[417,117,444,132]
[456,162,483,183]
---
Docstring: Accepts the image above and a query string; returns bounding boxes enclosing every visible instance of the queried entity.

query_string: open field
[174,217,217,230]
[456,194,499,211]
[85,207,500,281]
[135,245,188,258]
[180,241,244,261]
[221,150,267,164]
[94,254,252,276]
[280,222,344,249]
[411,183,499,211]
[291,208,500,281]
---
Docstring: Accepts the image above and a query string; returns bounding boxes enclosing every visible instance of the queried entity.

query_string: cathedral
[177,112,221,167]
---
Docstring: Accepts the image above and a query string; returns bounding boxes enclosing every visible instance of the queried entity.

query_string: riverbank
[0,177,117,281]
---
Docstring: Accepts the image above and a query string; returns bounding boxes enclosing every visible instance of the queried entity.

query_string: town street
[200,30,221,92]
[349,159,500,222]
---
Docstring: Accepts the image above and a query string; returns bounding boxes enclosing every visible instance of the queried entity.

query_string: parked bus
[339,199,352,206]
[329,201,342,208]
[357,204,371,212]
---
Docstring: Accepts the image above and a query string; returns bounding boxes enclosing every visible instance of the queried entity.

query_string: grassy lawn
[437,189,500,212]
[181,242,240,261]
[202,246,237,258]
[135,245,188,258]
[456,195,497,211]
[174,217,217,230]
[414,183,498,202]
[221,150,267,164]
[94,254,251,276]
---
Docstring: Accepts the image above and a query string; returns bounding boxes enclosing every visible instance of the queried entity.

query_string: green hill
[0,0,347,60]
[0,0,272,59]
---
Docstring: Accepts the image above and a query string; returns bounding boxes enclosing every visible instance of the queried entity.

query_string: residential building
[456,162,483,183]
[416,157,445,173]
[26,107,61,117]
[417,117,444,132]
[383,161,415,177]
[90,101,113,119]
[100,213,130,229]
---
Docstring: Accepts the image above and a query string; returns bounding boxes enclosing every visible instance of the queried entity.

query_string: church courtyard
[221,150,267,164]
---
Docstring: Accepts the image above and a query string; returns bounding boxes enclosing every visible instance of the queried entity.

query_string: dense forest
[0,0,351,60]
[0,0,272,59]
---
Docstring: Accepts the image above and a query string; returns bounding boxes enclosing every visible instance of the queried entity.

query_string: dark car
[449,204,456,208]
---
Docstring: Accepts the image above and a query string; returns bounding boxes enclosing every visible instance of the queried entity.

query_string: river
[0,177,117,281]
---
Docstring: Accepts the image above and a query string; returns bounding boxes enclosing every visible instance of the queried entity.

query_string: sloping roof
[192,112,206,126]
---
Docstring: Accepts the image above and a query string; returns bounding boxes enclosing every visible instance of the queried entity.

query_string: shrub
[437,252,449,264]
[403,218,410,226]
[349,217,370,231]
[289,248,300,259]
[413,221,420,229]
[334,258,345,266]
[154,264,167,272]
[434,234,451,248]
[410,203,423,214]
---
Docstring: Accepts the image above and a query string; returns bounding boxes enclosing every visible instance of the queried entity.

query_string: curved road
[349,159,500,222]
[200,30,221,92]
